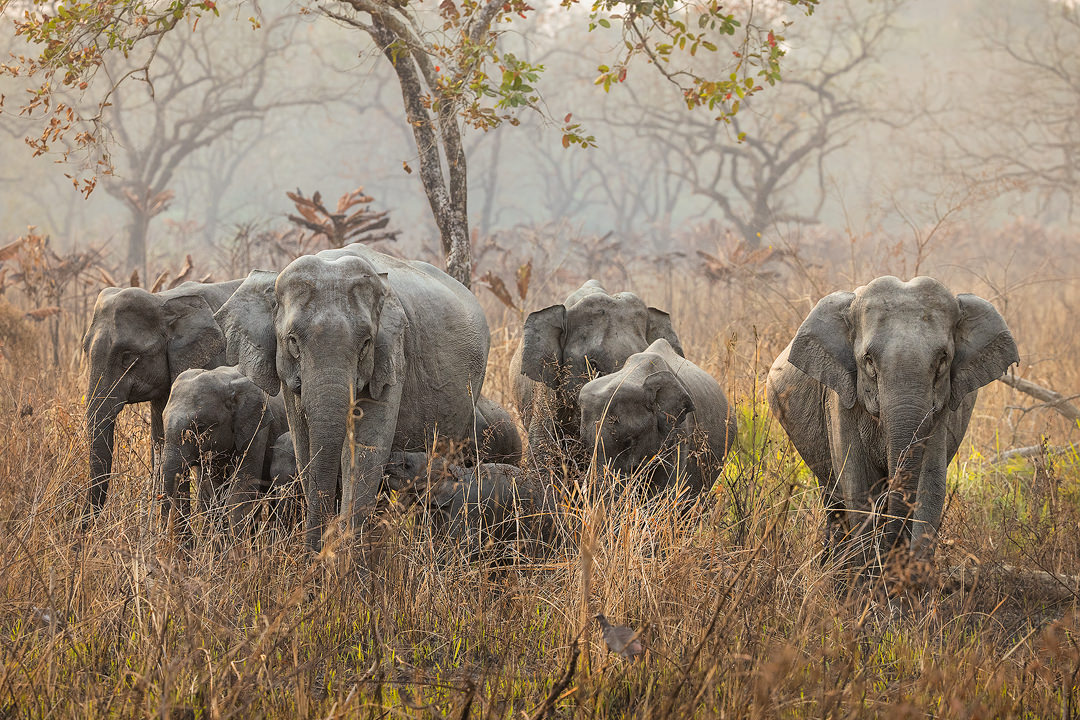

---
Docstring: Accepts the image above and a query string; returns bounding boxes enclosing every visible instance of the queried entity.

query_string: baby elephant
[385,452,560,560]
[161,366,289,537]
[578,338,737,503]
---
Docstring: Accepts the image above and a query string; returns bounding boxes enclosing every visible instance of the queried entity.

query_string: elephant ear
[788,291,857,410]
[646,307,684,357]
[214,270,280,396]
[81,286,123,354]
[948,294,1019,411]
[161,294,226,384]
[370,292,407,401]
[643,370,695,435]
[229,377,270,455]
[521,304,567,387]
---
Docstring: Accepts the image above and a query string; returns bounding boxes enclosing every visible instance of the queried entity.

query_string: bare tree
[928,0,1080,222]
[602,0,903,247]
[100,13,314,276]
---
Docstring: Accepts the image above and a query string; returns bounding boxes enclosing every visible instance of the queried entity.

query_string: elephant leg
[150,397,167,488]
[341,382,404,537]
[827,403,880,567]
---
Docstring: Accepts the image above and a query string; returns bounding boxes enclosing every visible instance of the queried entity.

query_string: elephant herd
[82,243,1019,566]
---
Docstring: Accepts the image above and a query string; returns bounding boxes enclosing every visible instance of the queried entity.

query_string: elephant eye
[360,337,373,356]
[286,335,301,359]
[120,350,138,367]
[936,352,950,377]
[863,355,876,378]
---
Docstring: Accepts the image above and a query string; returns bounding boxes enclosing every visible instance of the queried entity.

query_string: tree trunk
[127,209,150,280]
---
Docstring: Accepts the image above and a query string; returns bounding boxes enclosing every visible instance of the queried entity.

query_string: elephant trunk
[302,369,352,551]
[86,398,120,519]
[880,396,934,550]
[160,442,190,536]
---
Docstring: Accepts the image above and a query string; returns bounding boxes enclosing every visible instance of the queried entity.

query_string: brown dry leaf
[150,271,169,293]
[168,255,194,289]
[515,261,532,301]
[478,271,517,310]
[129,270,140,288]
[25,305,61,321]
[98,268,117,287]
[0,239,24,263]
[198,273,213,283]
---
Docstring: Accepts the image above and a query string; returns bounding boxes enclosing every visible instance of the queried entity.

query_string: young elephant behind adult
[82,279,242,521]
[578,339,736,503]
[473,395,522,465]
[509,279,682,467]
[385,452,560,560]
[267,432,302,529]
[766,276,1019,559]
[161,366,289,536]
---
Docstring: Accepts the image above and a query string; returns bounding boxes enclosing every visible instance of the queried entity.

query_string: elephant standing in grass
[509,280,682,467]
[215,244,489,550]
[578,338,736,503]
[161,366,289,537]
[82,280,242,520]
[766,276,1019,560]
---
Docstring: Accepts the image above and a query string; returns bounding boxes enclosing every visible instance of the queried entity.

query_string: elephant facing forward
[83,279,242,520]
[161,366,289,537]
[215,244,490,550]
[766,276,1018,559]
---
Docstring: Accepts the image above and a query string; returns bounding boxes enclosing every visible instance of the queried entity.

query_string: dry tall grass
[2,226,1079,718]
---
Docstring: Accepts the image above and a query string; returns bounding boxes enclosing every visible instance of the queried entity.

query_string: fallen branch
[992,443,1078,464]
[997,374,1080,423]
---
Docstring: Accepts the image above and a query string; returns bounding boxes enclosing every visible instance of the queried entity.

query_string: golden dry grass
[2,227,1080,718]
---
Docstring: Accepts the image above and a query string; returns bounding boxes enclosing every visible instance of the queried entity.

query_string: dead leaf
[150,271,169,293]
[129,269,140,288]
[25,305,61,321]
[478,271,517,310]
[0,239,24,263]
[515,261,531,301]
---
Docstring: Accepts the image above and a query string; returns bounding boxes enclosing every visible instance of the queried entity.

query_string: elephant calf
[385,452,561,560]
[161,366,290,537]
[578,338,737,503]
[766,276,1019,560]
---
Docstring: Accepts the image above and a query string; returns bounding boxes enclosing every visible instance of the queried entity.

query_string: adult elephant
[83,280,242,520]
[509,279,682,465]
[215,244,489,550]
[766,276,1018,559]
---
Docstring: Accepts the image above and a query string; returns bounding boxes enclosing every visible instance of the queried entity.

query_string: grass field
[2,230,1080,718]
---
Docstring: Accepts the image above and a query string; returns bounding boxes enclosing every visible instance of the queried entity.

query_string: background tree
[1,0,818,287]
[98,13,317,276]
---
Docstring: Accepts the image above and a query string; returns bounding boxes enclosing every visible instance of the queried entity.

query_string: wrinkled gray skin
[385,451,559,559]
[268,432,301,529]
[509,280,682,465]
[473,395,522,465]
[766,276,1019,557]
[215,244,489,550]
[83,280,242,520]
[578,338,736,502]
[161,366,289,537]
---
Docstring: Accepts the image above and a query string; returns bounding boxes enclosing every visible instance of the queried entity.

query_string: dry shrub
[2,221,1080,717]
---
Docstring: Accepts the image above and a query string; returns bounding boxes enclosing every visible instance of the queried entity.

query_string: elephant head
[578,355,695,478]
[160,366,284,535]
[787,275,1018,546]
[521,280,682,423]
[83,287,225,516]
[215,254,407,549]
